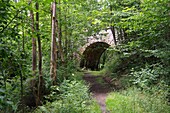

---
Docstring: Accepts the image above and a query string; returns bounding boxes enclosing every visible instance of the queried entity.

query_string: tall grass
[106,88,170,113]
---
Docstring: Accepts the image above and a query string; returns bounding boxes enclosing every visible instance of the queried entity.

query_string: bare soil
[83,72,114,113]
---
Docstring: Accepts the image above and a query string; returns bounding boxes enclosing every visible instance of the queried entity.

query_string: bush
[129,64,169,97]
[34,80,101,113]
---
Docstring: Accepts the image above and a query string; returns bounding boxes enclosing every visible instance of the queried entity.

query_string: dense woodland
[0,0,170,113]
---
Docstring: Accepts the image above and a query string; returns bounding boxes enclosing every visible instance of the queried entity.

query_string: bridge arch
[80,42,110,70]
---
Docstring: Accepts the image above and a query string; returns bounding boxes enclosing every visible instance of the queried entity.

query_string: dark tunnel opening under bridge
[80,42,110,70]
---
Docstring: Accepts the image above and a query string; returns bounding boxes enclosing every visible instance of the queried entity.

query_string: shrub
[129,64,169,97]
[34,80,101,113]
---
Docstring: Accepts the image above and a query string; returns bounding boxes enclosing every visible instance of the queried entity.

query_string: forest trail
[83,72,113,113]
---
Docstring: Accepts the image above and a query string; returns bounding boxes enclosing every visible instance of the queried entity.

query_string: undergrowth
[34,79,101,113]
[106,88,170,113]
[103,40,170,113]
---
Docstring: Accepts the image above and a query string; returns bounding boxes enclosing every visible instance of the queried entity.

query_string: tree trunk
[110,26,117,45]
[64,10,68,59]
[123,29,127,42]
[57,0,64,64]
[50,2,57,85]
[119,29,123,43]
[30,6,36,76]
[22,18,25,52]
[21,11,25,112]
[36,1,43,106]
[110,5,117,45]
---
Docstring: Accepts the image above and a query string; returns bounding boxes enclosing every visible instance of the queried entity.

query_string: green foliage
[129,63,170,103]
[0,75,23,112]
[102,49,122,76]
[106,88,170,113]
[1,0,170,112]
[103,42,170,101]
[58,80,91,113]
[57,61,79,82]
[106,92,143,113]
[34,80,101,113]
[130,64,167,89]
[0,1,31,112]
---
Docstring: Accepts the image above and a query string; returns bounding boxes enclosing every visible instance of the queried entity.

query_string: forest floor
[83,72,114,113]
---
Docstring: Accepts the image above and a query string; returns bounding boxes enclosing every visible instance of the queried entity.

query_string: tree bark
[36,1,42,80]
[30,6,36,76]
[110,26,117,45]
[123,29,127,42]
[110,5,117,45]
[21,11,25,112]
[22,17,25,52]
[64,9,68,59]
[36,1,43,106]
[119,29,123,43]
[56,0,64,64]
[50,2,57,85]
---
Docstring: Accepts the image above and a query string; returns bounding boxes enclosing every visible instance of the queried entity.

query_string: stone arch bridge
[79,28,115,70]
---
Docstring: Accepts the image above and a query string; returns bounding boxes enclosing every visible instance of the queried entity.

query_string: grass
[106,92,143,113]
[85,70,106,76]
[87,100,102,113]
[106,88,170,113]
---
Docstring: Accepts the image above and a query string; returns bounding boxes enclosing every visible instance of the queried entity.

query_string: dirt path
[83,72,113,113]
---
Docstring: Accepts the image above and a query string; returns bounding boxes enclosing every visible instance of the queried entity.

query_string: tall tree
[110,4,117,45]
[30,2,37,76]
[64,5,68,60]
[35,0,43,106]
[50,1,57,85]
[57,0,64,64]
